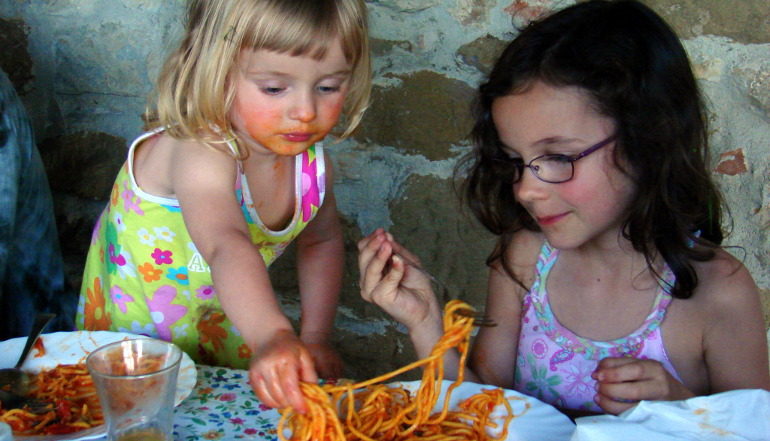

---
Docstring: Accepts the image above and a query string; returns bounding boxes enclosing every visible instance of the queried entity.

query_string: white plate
[0,331,197,441]
[392,380,576,440]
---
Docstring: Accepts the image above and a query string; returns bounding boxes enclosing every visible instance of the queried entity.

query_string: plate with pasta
[399,379,576,440]
[279,301,577,441]
[0,331,196,440]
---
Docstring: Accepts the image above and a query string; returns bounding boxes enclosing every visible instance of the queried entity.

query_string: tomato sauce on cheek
[234,91,346,156]
[236,100,297,154]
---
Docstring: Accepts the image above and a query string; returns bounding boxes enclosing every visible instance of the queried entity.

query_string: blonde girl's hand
[592,356,695,415]
[357,228,440,331]
[248,329,318,414]
[301,332,344,380]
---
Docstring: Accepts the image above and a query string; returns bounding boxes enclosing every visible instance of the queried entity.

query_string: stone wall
[1,0,768,381]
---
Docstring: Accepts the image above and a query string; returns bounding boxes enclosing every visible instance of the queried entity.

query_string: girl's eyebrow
[504,136,584,153]
[246,68,353,78]
[534,136,586,147]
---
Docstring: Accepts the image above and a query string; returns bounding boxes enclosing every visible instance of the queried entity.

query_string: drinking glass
[86,338,182,441]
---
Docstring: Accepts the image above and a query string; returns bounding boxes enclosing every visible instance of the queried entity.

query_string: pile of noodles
[278,300,530,441]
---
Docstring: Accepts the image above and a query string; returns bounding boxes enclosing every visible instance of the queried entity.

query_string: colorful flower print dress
[513,241,683,412]
[76,130,326,368]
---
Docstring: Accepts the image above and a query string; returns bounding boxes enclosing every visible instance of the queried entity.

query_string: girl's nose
[289,92,317,122]
[513,169,548,202]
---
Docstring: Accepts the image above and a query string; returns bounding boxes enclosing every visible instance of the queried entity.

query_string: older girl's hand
[248,329,317,414]
[592,357,695,415]
[357,228,440,331]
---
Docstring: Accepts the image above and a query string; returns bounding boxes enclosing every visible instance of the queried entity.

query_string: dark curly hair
[457,0,726,299]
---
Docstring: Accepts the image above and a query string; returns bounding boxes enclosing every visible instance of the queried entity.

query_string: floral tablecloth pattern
[173,365,282,441]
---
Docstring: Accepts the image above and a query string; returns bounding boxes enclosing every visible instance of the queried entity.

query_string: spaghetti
[278,300,529,440]
[0,363,103,436]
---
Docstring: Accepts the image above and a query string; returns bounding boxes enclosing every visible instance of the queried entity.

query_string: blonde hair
[145,0,371,158]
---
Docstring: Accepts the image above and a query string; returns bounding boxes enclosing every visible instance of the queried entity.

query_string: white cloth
[570,389,770,441]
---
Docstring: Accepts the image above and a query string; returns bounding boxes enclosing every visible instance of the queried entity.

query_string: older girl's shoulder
[691,246,759,310]
[495,229,545,289]
[507,229,545,264]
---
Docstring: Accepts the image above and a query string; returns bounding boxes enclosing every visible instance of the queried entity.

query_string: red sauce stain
[33,338,46,357]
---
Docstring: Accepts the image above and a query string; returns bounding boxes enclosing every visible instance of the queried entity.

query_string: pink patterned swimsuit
[513,241,683,412]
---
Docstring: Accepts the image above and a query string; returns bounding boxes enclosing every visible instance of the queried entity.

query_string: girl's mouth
[282,132,313,143]
[537,212,568,226]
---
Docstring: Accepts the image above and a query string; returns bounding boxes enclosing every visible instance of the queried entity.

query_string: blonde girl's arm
[699,250,770,393]
[170,139,294,345]
[170,140,315,412]
[294,157,345,378]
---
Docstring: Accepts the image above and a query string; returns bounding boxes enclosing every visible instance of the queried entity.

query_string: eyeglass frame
[492,134,618,184]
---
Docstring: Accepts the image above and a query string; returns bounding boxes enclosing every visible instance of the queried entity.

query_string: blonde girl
[77,0,371,412]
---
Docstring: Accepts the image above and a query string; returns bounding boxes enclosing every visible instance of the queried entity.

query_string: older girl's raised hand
[357,228,442,332]
[592,356,695,415]
[248,330,318,414]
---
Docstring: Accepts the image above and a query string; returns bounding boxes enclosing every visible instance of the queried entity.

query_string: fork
[392,251,496,327]
[452,307,498,327]
[0,389,52,414]
[0,313,55,395]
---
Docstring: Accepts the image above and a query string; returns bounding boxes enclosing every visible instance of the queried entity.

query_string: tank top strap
[237,144,324,236]
[531,240,558,299]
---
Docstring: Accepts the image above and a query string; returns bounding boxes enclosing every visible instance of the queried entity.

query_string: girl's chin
[249,140,313,157]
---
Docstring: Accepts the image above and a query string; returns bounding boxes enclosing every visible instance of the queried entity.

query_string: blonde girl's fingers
[277,365,308,414]
[298,349,318,385]
[252,373,281,410]
[258,358,306,414]
[329,356,344,378]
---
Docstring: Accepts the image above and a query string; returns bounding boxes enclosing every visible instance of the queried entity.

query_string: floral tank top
[76,130,326,369]
[514,241,683,412]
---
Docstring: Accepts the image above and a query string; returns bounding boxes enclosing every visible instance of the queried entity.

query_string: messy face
[228,38,352,157]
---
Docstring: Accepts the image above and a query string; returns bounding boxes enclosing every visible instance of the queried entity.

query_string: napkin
[570,389,770,441]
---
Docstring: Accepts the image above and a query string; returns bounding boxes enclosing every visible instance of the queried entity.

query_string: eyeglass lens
[493,135,616,184]
[530,156,573,183]
[492,155,573,184]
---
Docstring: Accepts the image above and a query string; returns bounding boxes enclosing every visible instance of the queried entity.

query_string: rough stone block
[357,71,474,160]
[39,131,128,200]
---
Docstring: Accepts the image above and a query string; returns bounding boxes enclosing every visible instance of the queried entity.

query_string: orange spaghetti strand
[278,300,527,441]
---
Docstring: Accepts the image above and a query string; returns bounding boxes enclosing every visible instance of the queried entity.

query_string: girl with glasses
[358,0,769,416]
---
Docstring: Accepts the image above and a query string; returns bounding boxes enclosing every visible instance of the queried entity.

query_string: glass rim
[86,338,183,379]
